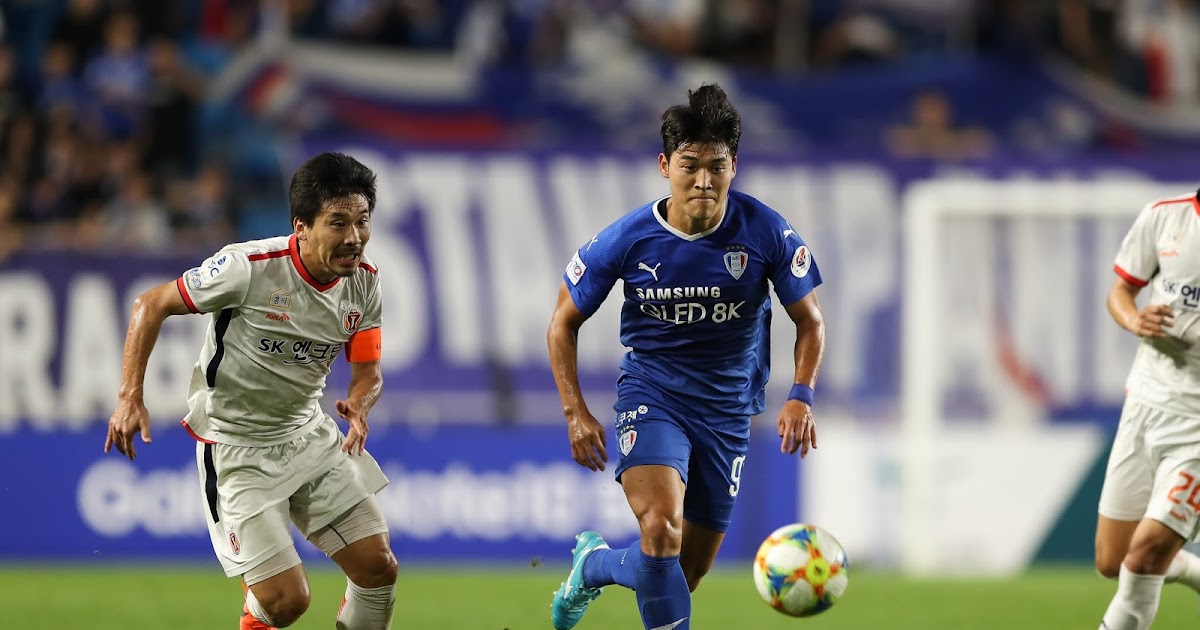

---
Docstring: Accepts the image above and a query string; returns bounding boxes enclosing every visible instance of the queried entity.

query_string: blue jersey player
[547,84,826,630]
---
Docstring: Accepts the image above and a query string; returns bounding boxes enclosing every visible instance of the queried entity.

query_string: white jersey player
[1097,189,1200,630]
[105,152,398,630]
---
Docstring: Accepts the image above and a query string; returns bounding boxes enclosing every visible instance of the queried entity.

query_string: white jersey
[1114,190,1200,415]
[177,235,382,446]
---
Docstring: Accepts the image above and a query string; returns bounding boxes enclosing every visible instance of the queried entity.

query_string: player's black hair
[288,152,377,226]
[660,83,741,158]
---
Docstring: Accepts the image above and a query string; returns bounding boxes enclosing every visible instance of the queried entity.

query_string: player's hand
[336,399,368,455]
[1131,304,1174,338]
[566,412,608,472]
[777,400,817,458]
[105,398,152,461]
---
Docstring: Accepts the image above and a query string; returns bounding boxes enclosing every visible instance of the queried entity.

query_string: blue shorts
[612,381,751,533]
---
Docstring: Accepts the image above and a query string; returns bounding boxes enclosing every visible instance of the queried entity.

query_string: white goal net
[899,177,1195,576]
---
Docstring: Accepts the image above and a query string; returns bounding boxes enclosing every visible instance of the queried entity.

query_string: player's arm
[338,354,382,455]
[105,280,194,460]
[778,290,826,457]
[547,282,608,471]
[1107,275,1172,338]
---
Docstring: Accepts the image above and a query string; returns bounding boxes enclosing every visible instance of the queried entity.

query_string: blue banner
[0,423,798,562]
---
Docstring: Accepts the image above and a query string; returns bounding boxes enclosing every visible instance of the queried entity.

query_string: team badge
[724,251,748,280]
[269,288,291,309]
[566,252,587,285]
[619,429,637,456]
[341,301,362,334]
[228,530,241,555]
[791,245,811,278]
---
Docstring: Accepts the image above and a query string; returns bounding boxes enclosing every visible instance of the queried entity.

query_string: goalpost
[899,177,1195,576]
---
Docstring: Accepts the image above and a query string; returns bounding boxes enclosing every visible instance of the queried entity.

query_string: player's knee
[1124,533,1182,575]
[347,548,399,589]
[263,589,311,627]
[636,511,683,555]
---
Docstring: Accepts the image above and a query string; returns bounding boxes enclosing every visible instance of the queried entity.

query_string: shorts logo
[269,288,291,309]
[724,251,748,280]
[566,252,587,285]
[619,429,637,456]
[790,245,811,278]
[228,530,241,556]
[341,300,362,334]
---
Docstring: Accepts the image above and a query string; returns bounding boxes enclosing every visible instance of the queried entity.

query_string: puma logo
[638,262,661,282]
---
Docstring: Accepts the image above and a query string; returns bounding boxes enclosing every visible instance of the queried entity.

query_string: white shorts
[194,415,389,577]
[1098,398,1200,540]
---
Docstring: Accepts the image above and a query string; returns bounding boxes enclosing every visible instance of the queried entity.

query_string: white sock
[1166,548,1200,591]
[245,588,276,626]
[1099,564,1164,630]
[336,580,395,630]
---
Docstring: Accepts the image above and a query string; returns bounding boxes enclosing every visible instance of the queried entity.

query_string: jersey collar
[652,196,728,241]
[288,234,340,292]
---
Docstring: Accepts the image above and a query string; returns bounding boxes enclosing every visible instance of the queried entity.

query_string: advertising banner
[0,423,797,563]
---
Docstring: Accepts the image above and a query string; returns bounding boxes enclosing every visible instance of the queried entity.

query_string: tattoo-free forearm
[118,284,180,402]
[792,317,826,387]
[346,362,383,416]
[548,322,588,418]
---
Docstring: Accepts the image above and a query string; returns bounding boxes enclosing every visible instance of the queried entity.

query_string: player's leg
[308,496,397,630]
[621,463,692,630]
[195,442,312,628]
[1096,399,1152,579]
[241,553,310,629]
[289,417,393,630]
[679,522,724,593]
[1097,401,1200,591]
[1099,517,1186,630]
[552,399,691,630]
[1099,455,1200,630]
[676,416,748,593]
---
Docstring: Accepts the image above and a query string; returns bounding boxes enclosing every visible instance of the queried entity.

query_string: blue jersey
[564,190,822,416]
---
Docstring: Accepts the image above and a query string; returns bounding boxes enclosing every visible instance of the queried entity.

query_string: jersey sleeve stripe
[176,277,200,313]
[248,249,288,261]
[358,262,378,274]
[1114,264,1148,287]
[346,327,382,363]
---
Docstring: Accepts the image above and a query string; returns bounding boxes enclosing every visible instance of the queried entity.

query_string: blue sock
[582,545,640,589]
[635,553,690,630]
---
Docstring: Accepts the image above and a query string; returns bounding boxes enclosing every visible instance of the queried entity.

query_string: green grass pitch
[2,564,1198,629]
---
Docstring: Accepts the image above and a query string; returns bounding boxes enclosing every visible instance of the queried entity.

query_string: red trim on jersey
[346,327,382,363]
[1114,264,1148,287]
[1149,193,1199,212]
[176,277,200,313]
[358,262,377,274]
[180,420,216,444]
[1193,194,1200,217]
[248,248,288,262]
[289,234,340,292]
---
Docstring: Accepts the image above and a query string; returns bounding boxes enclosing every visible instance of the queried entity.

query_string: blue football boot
[551,531,609,629]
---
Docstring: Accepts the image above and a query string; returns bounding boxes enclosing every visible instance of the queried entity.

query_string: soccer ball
[752,523,849,617]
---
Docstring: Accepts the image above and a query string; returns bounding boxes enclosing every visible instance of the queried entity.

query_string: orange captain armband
[346,327,382,363]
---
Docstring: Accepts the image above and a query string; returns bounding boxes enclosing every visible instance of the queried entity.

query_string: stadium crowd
[0,0,1195,261]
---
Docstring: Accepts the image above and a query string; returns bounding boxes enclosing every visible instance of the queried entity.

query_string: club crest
[724,251,748,280]
[619,429,637,456]
[341,301,362,334]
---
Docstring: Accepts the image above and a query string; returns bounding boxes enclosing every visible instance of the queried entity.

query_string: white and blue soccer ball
[752,522,849,617]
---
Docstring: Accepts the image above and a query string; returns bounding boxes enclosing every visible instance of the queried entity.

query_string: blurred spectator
[83,11,149,140]
[50,0,108,75]
[143,37,205,178]
[106,170,171,251]
[884,89,994,160]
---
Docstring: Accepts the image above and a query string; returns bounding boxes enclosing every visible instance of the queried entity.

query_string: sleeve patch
[790,245,811,278]
[566,252,587,285]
